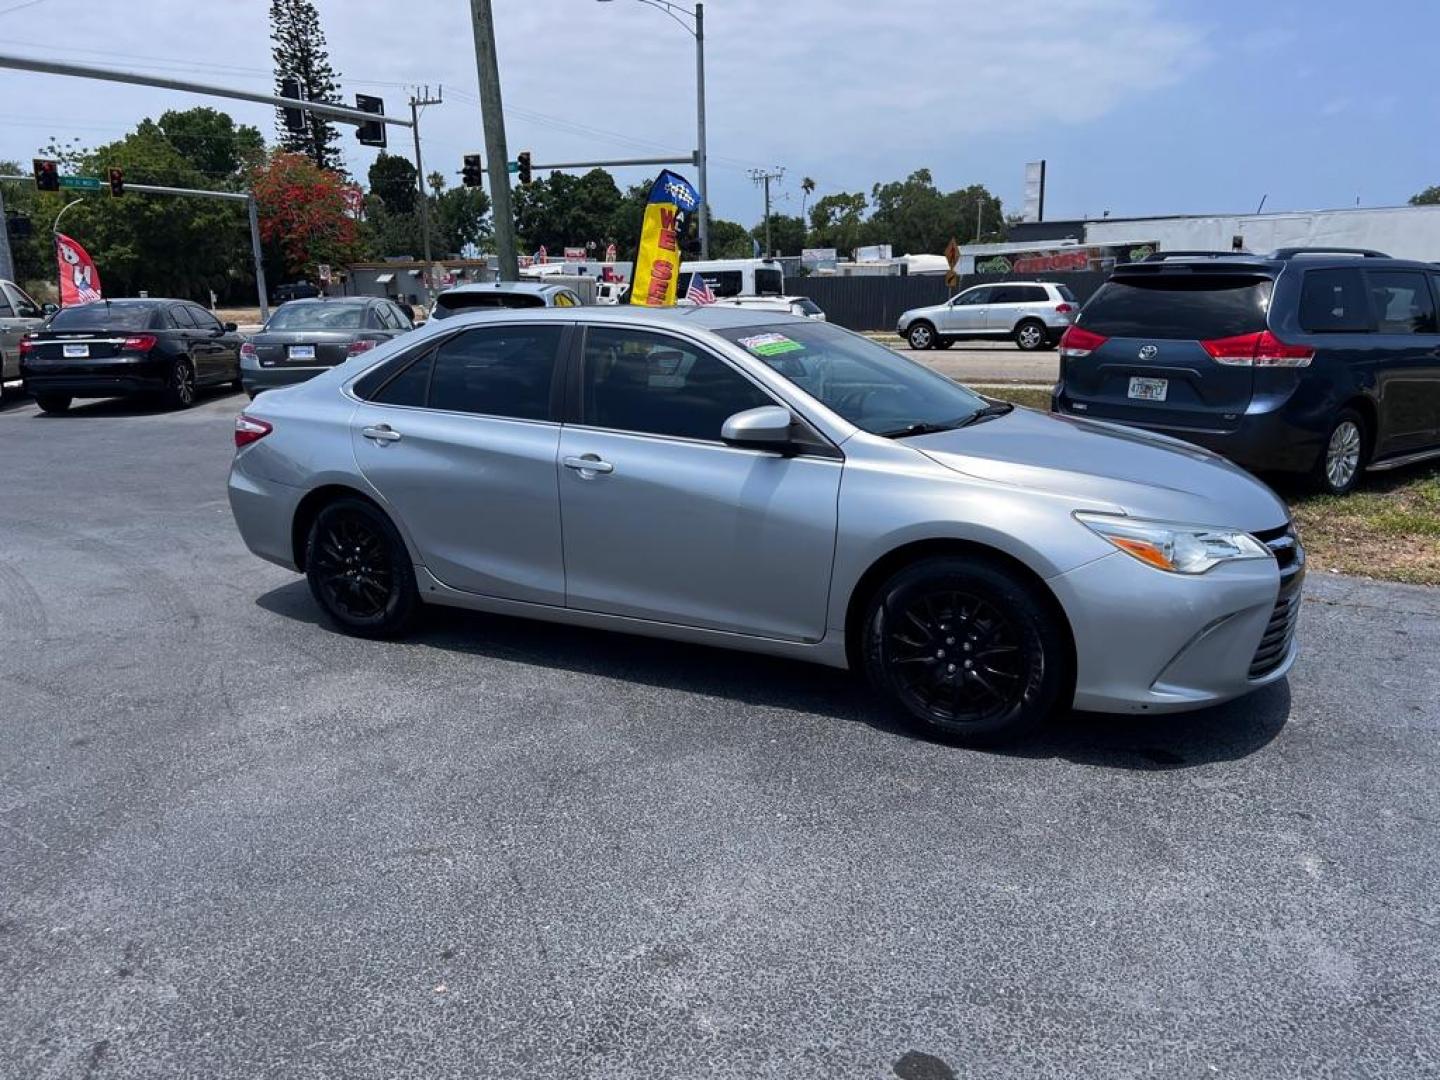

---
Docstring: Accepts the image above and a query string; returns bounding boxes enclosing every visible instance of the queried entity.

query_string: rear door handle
[361,424,402,443]
[563,454,613,475]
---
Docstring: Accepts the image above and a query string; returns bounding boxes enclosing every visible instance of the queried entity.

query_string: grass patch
[977,385,1440,586]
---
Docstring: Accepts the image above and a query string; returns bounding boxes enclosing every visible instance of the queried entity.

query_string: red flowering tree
[250,150,362,276]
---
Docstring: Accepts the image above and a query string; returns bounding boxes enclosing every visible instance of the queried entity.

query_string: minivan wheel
[907,322,936,350]
[35,393,72,414]
[305,497,419,638]
[861,557,1067,746]
[1014,320,1047,351]
[1313,409,1367,496]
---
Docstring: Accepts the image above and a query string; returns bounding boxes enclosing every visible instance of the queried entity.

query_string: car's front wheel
[906,322,936,350]
[1014,319,1048,351]
[305,497,419,638]
[862,557,1069,746]
[1312,408,1367,496]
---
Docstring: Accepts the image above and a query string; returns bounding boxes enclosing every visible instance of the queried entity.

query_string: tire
[305,497,420,639]
[166,357,197,409]
[861,556,1068,746]
[907,322,937,351]
[35,394,72,414]
[1311,408,1367,496]
[1014,320,1048,351]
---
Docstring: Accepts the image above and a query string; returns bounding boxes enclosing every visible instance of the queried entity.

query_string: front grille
[1250,524,1305,679]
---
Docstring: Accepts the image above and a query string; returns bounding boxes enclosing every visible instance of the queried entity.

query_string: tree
[1411,186,1440,206]
[808,191,868,255]
[799,176,816,238]
[368,152,417,215]
[251,150,362,276]
[270,0,343,171]
[514,168,624,254]
[751,214,806,257]
[606,180,652,261]
[158,107,265,185]
[866,169,1005,253]
[428,173,492,256]
[707,218,753,258]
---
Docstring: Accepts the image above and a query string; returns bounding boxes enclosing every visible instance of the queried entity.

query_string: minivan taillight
[234,414,272,449]
[1059,325,1107,358]
[121,334,158,352]
[1201,330,1314,368]
[347,339,377,357]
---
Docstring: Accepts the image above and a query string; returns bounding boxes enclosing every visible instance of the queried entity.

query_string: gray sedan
[241,297,414,398]
[228,306,1302,745]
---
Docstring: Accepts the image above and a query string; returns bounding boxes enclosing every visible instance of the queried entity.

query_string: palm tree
[800,176,816,240]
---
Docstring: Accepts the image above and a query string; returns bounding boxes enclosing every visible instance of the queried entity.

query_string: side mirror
[224,321,238,332]
[42,302,59,316]
[721,405,795,452]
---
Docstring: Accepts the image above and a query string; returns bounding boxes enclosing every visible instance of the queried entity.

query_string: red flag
[55,233,102,306]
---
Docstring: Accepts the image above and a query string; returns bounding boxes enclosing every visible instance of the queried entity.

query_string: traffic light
[355,93,386,148]
[517,150,532,185]
[33,158,58,192]
[108,167,124,197]
[462,154,483,188]
[279,75,306,133]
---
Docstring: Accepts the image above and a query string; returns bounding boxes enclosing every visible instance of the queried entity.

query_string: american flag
[686,275,716,305]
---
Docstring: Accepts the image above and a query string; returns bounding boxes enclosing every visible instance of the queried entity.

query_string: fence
[784,271,1111,332]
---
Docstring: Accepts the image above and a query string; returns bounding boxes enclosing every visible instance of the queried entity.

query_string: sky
[2,0,1438,233]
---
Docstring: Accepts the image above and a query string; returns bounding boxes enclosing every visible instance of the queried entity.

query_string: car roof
[434,303,808,332]
[277,296,370,306]
[439,281,567,297]
[1115,250,1437,276]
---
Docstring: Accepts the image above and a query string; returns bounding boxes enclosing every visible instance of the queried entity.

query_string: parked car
[0,279,56,404]
[1052,248,1440,495]
[272,281,321,306]
[897,281,1078,351]
[241,296,414,398]
[430,281,584,319]
[21,298,242,412]
[229,307,1301,746]
[708,294,827,320]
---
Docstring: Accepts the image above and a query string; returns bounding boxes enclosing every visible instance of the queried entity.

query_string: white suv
[897,281,1077,352]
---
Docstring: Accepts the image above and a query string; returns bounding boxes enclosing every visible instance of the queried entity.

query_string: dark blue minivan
[1052,249,1440,494]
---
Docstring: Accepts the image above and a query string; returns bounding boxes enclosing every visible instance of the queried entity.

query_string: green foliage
[430,180,491,256]
[513,168,625,255]
[867,169,1004,253]
[1410,186,1440,206]
[808,191,869,255]
[270,0,343,171]
[360,170,491,259]
[367,152,417,215]
[751,214,806,257]
[158,107,264,184]
[707,218,753,258]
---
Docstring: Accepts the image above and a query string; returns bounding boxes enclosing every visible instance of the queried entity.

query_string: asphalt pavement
[2,390,1438,1079]
[868,336,1060,385]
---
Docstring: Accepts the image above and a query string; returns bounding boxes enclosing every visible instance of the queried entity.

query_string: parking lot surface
[3,391,1439,1079]
[867,338,1060,385]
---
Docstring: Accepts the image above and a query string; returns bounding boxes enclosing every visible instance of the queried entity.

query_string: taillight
[1054,303,1074,314]
[234,414,272,449]
[239,342,257,360]
[18,337,34,357]
[1059,325,1108,358]
[1201,330,1314,368]
[120,334,158,352]
[346,339,377,357]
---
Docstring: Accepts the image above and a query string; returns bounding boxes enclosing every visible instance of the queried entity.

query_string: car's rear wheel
[862,557,1067,746]
[907,322,936,350]
[35,394,71,414]
[305,497,419,638]
[166,357,196,409]
[1312,409,1367,496]
[1014,319,1048,351]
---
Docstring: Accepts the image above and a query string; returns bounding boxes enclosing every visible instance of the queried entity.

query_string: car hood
[910,407,1290,531]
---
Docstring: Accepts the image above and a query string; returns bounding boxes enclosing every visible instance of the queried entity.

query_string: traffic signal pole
[468,0,519,281]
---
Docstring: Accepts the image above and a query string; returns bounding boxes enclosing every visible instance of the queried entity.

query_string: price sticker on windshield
[737,332,804,357]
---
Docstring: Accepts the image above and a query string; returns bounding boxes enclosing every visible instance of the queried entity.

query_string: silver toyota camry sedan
[228,306,1303,745]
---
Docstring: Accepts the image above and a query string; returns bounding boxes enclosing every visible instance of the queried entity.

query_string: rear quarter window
[1077,276,1273,339]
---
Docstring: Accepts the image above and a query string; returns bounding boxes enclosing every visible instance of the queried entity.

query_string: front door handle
[563,454,613,475]
[361,424,402,443]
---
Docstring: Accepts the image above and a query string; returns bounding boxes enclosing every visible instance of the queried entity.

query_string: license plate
[62,343,89,358]
[1128,376,1168,402]
[288,344,316,361]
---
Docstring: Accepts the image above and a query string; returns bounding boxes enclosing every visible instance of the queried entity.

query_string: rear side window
[1366,270,1438,335]
[1077,276,1273,339]
[1299,268,1372,333]
[428,325,561,420]
[792,298,824,316]
[993,285,1047,303]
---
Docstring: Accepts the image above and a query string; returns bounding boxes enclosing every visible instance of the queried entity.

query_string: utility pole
[694,0,708,259]
[749,167,784,256]
[0,184,13,282]
[409,85,443,267]
[468,0,518,281]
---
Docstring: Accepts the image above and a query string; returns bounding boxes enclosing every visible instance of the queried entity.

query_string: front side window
[581,327,772,441]
[1299,268,1371,333]
[1366,270,1438,335]
[428,324,562,420]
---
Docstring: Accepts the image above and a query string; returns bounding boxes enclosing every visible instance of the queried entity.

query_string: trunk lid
[249,330,366,367]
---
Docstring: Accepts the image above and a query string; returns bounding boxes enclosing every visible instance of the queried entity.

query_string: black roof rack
[1142,250,1254,261]
[1269,247,1390,259]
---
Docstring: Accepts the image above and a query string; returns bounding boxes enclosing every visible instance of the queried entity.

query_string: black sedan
[241,297,414,398]
[20,299,242,413]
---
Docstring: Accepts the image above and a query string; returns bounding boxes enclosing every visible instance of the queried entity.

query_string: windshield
[266,303,366,330]
[48,303,156,331]
[716,321,988,435]
[432,292,546,318]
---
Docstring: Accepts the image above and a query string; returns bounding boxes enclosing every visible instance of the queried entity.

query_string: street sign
[506,161,519,174]
[59,175,102,191]
[317,263,332,285]
[604,243,617,264]
[944,237,960,289]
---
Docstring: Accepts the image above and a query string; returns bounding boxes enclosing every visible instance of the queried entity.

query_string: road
[870,336,1060,385]
[2,391,1438,1079]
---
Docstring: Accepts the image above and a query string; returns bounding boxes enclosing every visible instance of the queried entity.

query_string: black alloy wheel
[168,357,196,409]
[862,558,1067,745]
[305,498,419,638]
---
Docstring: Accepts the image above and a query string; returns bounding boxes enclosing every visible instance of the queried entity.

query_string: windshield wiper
[953,402,1015,428]
[876,419,964,439]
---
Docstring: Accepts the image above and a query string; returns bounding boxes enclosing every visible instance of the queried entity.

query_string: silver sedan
[228,306,1302,745]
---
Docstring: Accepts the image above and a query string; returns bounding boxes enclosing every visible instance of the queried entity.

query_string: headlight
[1075,512,1270,574]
